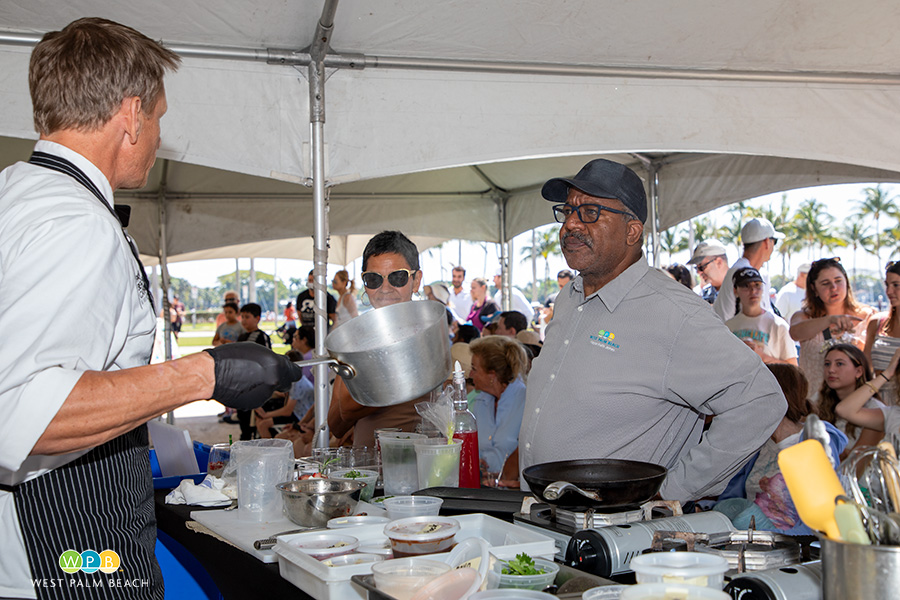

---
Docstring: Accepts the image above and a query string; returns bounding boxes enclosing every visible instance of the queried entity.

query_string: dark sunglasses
[552,203,635,224]
[361,269,416,289]
[695,258,718,273]
[812,256,841,268]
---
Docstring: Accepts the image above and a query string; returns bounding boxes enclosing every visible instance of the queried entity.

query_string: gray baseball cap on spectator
[687,239,728,265]
[541,159,647,223]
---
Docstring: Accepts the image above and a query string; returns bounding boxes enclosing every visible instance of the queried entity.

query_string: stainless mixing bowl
[276,479,364,527]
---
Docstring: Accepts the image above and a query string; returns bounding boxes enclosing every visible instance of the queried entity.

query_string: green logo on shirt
[589,329,620,350]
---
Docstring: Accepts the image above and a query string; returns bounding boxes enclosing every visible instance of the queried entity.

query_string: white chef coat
[0,141,155,597]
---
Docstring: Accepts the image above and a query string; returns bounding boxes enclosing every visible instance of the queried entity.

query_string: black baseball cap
[733,267,764,287]
[541,159,647,223]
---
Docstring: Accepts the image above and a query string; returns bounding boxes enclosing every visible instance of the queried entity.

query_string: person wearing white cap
[493,269,534,323]
[775,263,811,323]
[713,218,785,322]
[686,239,730,304]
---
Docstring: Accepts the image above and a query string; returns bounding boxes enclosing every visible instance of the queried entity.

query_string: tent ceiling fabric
[1,1,900,259]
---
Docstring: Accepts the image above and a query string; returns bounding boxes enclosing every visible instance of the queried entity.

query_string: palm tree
[660,226,688,263]
[792,198,835,258]
[856,185,898,269]
[721,214,744,255]
[520,225,561,282]
[838,217,872,286]
[747,194,794,277]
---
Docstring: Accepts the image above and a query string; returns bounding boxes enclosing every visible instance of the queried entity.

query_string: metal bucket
[820,537,900,599]
[295,300,451,407]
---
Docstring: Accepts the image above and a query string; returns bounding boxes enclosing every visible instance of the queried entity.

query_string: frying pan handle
[330,363,357,380]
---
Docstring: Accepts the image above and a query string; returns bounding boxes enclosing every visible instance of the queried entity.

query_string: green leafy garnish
[502,553,545,576]
[343,470,363,479]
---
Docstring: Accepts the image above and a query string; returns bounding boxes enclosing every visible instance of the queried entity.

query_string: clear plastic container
[415,438,462,489]
[358,538,394,558]
[629,552,728,589]
[469,590,557,599]
[329,468,379,502]
[383,495,444,521]
[287,533,359,560]
[384,515,460,557]
[327,515,391,529]
[620,582,731,600]
[379,433,427,495]
[446,537,492,597]
[371,557,452,600]
[488,557,559,590]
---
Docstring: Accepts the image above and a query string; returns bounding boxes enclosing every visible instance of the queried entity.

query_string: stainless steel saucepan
[293,299,451,407]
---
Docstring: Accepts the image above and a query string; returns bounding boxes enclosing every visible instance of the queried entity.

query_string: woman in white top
[331,269,359,328]
[863,261,900,406]
[789,257,874,401]
[725,267,797,366]
[818,343,883,459]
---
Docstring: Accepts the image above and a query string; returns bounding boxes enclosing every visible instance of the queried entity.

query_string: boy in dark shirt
[237,303,271,348]
[236,303,272,438]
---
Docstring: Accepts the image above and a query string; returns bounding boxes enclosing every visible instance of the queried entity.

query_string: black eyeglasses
[361,269,416,289]
[695,258,718,273]
[552,203,635,224]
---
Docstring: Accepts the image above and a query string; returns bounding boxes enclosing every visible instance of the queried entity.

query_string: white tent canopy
[1,0,900,261]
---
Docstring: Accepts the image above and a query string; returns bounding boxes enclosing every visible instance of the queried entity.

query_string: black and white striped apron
[8,153,162,599]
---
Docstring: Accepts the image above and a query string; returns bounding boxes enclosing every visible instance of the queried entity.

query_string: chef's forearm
[32,352,215,456]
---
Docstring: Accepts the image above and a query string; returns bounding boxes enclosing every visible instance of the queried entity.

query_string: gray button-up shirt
[519,255,786,502]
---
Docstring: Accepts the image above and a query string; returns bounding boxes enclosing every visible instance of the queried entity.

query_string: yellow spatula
[778,439,846,540]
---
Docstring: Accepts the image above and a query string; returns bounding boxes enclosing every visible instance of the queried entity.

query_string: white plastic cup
[619,582,730,600]
[414,438,461,489]
[232,439,293,522]
[629,552,728,589]
[382,495,443,521]
[379,432,427,495]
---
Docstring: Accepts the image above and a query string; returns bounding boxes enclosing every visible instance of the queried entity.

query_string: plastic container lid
[411,567,479,600]
[384,516,460,542]
[320,553,385,567]
[582,586,628,600]
[358,538,394,558]
[619,582,731,600]
[629,552,728,589]
[287,533,359,560]
[327,515,391,528]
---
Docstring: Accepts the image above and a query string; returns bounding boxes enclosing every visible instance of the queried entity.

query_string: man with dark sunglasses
[713,218,784,322]
[686,239,730,304]
[518,159,785,505]
[327,231,426,448]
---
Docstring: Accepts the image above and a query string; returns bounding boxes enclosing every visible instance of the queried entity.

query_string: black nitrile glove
[204,342,304,410]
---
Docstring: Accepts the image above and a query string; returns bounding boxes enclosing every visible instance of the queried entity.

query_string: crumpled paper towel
[165,475,233,507]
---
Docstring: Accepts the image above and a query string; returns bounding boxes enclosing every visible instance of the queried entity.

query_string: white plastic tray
[274,513,557,600]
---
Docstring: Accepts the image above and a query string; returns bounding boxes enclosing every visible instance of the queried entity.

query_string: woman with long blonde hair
[331,269,358,328]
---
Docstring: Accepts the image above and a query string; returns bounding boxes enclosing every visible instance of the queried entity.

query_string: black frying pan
[522,458,667,508]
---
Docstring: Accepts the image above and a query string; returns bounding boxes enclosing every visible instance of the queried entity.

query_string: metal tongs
[839,443,900,544]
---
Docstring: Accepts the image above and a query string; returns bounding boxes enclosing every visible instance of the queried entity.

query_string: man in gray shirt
[519,159,786,503]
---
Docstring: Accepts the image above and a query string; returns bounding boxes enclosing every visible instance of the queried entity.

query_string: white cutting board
[191,508,297,563]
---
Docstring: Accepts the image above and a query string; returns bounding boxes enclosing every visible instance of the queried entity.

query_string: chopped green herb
[343,470,363,479]
[502,553,546,576]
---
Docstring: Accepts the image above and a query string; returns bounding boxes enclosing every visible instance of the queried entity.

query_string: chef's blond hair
[30,17,180,135]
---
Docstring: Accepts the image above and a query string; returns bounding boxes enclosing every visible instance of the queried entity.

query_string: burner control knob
[565,530,612,577]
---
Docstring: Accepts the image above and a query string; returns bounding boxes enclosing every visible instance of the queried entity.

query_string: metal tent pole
[156,160,176,424]
[309,0,340,448]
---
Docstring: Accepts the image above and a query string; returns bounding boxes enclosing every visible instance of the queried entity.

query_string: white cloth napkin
[165,476,232,507]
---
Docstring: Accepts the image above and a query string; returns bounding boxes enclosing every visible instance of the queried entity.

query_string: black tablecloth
[153,489,310,600]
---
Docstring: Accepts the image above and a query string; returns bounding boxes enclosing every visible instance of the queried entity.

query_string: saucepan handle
[291,357,357,380]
